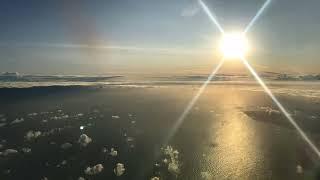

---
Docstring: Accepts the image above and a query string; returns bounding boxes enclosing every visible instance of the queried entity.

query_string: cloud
[11,118,24,124]
[25,130,42,141]
[78,134,92,147]
[1,149,18,156]
[109,148,118,157]
[161,146,181,176]
[21,147,31,154]
[150,177,160,180]
[114,163,125,176]
[84,164,104,175]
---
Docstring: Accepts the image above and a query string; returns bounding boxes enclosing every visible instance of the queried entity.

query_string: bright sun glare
[220,32,249,59]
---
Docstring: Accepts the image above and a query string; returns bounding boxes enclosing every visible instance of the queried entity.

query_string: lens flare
[166,0,320,160]
[220,32,249,59]
[198,0,224,34]
[165,58,225,144]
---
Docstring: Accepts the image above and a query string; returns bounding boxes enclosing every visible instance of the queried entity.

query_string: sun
[220,32,249,59]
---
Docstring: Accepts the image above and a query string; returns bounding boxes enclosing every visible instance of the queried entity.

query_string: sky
[0,0,319,75]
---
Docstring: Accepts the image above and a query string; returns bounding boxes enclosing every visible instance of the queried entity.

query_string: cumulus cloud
[78,134,92,147]
[162,146,181,176]
[11,118,24,124]
[150,177,160,180]
[0,123,6,127]
[25,130,42,141]
[296,165,303,174]
[112,115,120,119]
[77,113,84,117]
[109,148,118,157]
[1,149,18,156]
[28,113,38,116]
[84,164,104,175]
[114,163,125,176]
[21,147,31,154]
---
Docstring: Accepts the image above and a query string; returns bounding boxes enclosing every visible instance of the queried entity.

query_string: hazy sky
[0,0,319,75]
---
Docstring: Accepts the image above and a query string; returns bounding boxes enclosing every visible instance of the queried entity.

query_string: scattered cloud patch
[296,165,303,174]
[21,147,31,154]
[114,163,125,176]
[150,177,160,180]
[84,164,104,175]
[78,134,92,147]
[77,113,84,117]
[1,149,18,156]
[25,130,42,141]
[161,146,181,176]
[112,115,120,119]
[28,112,38,116]
[11,118,24,124]
[109,148,118,157]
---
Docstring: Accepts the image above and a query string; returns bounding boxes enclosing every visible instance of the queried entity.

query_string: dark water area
[0,84,320,179]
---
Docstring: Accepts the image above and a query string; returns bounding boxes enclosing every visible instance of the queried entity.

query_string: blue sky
[0,0,319,75]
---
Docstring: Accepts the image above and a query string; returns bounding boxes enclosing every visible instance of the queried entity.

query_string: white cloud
[114,163,125,176]
[1,149,18,156]
[161,146,181,176]
[150,177,160,180]
[11,118,24,124]
[25,130,42,141]
[296,165,303,174]
[84,164,104,175]
[78,134,92,147]
[109,148,118,157]
[21,147,31,154]
[28,113,38,116]
[112,115,120,119]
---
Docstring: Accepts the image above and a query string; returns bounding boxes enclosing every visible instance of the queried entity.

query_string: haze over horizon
[0,0,320,75]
